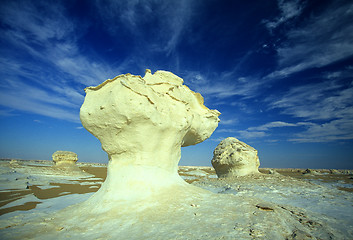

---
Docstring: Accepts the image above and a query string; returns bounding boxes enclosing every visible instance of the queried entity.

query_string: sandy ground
[0,159,352,239]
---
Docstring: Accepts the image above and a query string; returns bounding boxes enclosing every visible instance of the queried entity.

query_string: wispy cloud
[266,1,353,78]
[215,129,237,134]
[238,130,266,139]
[0,78,81,122]
[209,137,226,143]
[248,121,301,131]
[0,0,116,122]
[290,119,353,143]
[268,78,353,121]
[264,0,304,30]
[0,89,80,122]
[183,71,263,100]
[267,69,353,142]
[219,118,237,126]
[95,0,195,55]
[0,109,17,117]
[238,121,311,139]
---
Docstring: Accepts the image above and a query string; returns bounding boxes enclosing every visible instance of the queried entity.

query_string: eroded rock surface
[211,137,260,177]
[79,69,220,203]
[52,151,78,166]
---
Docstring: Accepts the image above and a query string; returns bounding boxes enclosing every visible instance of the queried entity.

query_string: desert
[2,1,353,239]
[0,70,353,239]
[0,159,352,239]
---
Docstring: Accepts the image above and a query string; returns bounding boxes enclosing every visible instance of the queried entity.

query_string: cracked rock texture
[212,137,260,177]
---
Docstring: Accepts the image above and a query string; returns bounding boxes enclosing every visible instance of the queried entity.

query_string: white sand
[0,160,352,239]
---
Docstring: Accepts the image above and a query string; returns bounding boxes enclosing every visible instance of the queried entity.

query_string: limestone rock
[80,69,220,203]
[329,169,340,174]
[52,151,78,166]
[211,137,260,177]
[302,168,313,174]
[302,168,320,175]
[268,169,279,175]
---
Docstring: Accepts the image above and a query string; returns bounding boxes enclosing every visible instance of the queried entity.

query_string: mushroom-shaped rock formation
[52,151,78,166]
[80,69,220,204]
[211,137,260,177]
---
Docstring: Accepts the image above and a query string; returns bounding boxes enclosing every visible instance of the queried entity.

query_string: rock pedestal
[52,151,78,166]
[80,69,220,203]
[211,137,260,177]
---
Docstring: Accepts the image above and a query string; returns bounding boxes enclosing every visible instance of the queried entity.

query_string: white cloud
[324,71,342,79]
[264,0,304,30]
[230,102,254,114]
[0,0,117,84]
[0,1,74,43]
[209,137,226,143]
[248,121,298,131]
[269,79,353,121]
[238,130,266,139]
[2,78,79,109]
[238,121,314,140]
[290,119,353,142]
[0,109,17,117]
[219,118,238,126]
[95,0,194,55]
[217,121,295,140]
[0,90,80,123]
[215,129,237,134]
[184,71,263,100]
[0,1,117,122]
[267,70,353,142]
[266,1,353,78]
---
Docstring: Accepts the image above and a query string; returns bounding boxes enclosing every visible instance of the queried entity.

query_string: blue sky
[0,0,352,169]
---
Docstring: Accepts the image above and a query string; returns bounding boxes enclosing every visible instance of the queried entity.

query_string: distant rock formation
[302,168,321,175]
[80,69,220,203]
[268,169,280,175]
[52,151,78,166]
[211,137,260,177]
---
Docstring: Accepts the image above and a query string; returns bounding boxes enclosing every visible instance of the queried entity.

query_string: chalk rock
[268,169,279,175]
[329,169,340,174]
[52,151,78,166]
[302,168,320,175]
[80,69,220,203]
[211,137,260,177]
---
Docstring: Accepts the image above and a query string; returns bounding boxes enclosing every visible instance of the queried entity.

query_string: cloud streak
[266,0,353,78]
[290,119,353,143]
[0,89,80,123]
[184,71,264,101]
[248,121,301,131]
[0,0,116,122]
[269,78,353,121]
[238,121,312,140]
[95,0,195,55]
[264,0,304,30]
[266,69,353,142]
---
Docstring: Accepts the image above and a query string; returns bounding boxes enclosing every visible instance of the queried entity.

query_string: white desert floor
[0,159,352,239]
